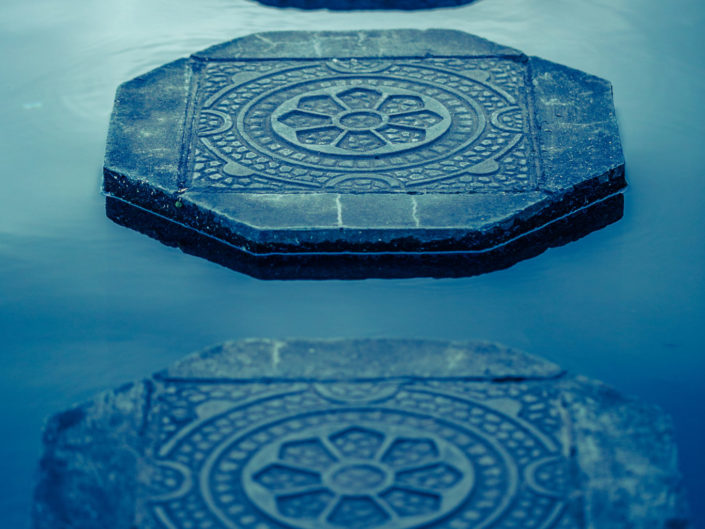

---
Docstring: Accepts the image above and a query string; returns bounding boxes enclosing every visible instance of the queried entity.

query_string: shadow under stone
[105,193,623,280]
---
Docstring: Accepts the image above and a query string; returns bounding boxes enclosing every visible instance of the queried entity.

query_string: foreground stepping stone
[104,30,625,257]
[252,0,477,9]
[35,339,688,528]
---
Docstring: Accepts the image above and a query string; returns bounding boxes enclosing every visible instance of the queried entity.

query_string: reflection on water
[106,195,624,280]
[1,0,704,528]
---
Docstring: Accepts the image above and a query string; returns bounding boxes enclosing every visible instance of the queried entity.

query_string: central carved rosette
[240,423,474,529]
[329,463,387,492]
[338,111,384,129]
[271,84,452,156]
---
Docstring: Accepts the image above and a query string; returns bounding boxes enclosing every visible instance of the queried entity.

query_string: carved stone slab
[34,339,688,529]
[104,30,625,255]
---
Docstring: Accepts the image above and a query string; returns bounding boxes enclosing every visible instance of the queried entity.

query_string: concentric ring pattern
[190,58,534,193]
[147,380,571,529]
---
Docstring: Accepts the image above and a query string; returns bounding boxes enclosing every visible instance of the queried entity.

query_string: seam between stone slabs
[190,54,529,63]
[180,188,541,195]
[336,193,343,226]
[525,56,545,189]
[411,196,420,227]
[176,60,200,190]
[139,378,155,438]
[152,373,568,384]
[558,389,581,511]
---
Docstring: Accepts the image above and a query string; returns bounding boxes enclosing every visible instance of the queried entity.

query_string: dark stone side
[105,193,623,280]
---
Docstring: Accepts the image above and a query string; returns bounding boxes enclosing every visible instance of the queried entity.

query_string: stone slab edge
[103,30,625,253]
[33,381,150,529]
[105,192,623,280]
[104,58,191,198]
[529,57,625,197]
[33,339,688,529]
[156,338,564,380]
[563,376,690,529]
[191,30,524,60]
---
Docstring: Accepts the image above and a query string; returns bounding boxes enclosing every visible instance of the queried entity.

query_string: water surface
[1,0,704,527]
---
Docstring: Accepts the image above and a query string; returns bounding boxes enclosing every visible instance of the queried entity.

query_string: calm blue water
[1,0,704,527]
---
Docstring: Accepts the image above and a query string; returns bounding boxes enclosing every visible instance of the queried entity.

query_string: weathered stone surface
[104,30,626,257]
[34,339,688,529]
[252,0,477,10]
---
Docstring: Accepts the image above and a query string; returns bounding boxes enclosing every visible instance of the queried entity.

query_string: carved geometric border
[145,379,573,529]
[185,57,538,194]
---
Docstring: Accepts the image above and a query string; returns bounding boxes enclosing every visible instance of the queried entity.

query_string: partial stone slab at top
[252,0,477,10]
[104,30,625,255]
[34,339,688,529]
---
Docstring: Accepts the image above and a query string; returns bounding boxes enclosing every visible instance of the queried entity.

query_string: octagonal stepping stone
[104,30,625,258]
[34,339,688,529]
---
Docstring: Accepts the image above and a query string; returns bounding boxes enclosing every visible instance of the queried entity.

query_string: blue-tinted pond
[1,0,703,527]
